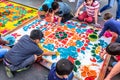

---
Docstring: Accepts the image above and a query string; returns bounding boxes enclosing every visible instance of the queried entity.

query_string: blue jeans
[75,0,84,11]
[100,0,120,19]
[116,0,120,19]
[3,55,35,71]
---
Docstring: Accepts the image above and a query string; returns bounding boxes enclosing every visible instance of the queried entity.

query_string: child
[38,0,54,11]
[38,0,54,19]
[100,0,120,21]
[51,1,73,25]
[75,0,100,25]
[48,59,74,80]
[38,0,62,19]
[0,34,10,59]
[104,42,120,80]
[3,29,55,78]
[98,13,120,43]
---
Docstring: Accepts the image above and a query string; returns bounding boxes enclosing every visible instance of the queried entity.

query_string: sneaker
[5,66,14,78]
[16,65,31,72]
[117,19,120,21]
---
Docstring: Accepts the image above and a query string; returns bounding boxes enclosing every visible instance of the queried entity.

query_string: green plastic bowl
[88,34,98,42]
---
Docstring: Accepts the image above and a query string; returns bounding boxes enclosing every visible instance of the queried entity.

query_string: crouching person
[3,29,55,78]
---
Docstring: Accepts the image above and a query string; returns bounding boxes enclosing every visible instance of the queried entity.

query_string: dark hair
[30,29,43,40]
[103,13,113,20]
[48,8,53,13]
[106,43,120,55]
[42,4,49,12]
[52,2,59,10]
[56,59,74,75]
[85,0,95,3]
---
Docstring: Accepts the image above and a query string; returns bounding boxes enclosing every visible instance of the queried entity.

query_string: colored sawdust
[95,46,101,54]
[81,66,97,79]
[5,19,111,80]
[0,1,37,34]
[85,76,96,80]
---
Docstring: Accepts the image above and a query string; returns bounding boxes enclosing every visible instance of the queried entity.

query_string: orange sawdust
[44,31,51,36]
[81,66,97,79]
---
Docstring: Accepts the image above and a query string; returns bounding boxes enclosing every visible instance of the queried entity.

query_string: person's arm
[36,47,56,56]
[93,1,100,24]
[99,23,109,38]
[51,11,55,23]
[42,52,56,56]
[0,39,8,45]
[94,8,99,24]
[36,52,55,62]
[38,6,42,19]
[38,11,41,19]
[57,16,62,26]
[104,61,120,80]
[100,49,106,60]
[75,3,84,17]
[111,31,118,42]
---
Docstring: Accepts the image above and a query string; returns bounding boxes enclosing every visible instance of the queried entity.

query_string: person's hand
[99,49,106,60]
[51,52,56,55]
[100,53,105,60]
[36,55,42,62]
[74,12,78,17]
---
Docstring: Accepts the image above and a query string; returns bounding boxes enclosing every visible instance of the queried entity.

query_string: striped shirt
[83,1,100,16]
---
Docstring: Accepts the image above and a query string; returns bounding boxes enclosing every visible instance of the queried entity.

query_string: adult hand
[99,51,106,60]
[104,76,111,80]
[99,49,106,60]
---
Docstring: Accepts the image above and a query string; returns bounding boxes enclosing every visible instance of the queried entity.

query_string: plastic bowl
[88,34,98,42]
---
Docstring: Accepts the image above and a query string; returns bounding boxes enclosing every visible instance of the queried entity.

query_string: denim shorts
[0,45,8,58]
